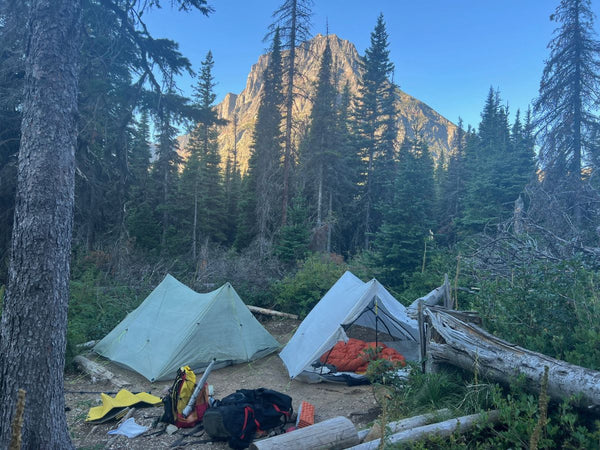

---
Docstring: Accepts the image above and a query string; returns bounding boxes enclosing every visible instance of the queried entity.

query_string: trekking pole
[182,358,217,418]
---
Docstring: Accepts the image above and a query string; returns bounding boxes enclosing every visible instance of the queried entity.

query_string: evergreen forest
[1,0,600,447]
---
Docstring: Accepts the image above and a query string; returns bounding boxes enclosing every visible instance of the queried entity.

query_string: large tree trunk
[425,308,600,410]
[281,0,297,226]
[0,0,80,448]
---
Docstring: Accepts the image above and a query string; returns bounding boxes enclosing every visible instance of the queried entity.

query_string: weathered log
[349,410,499,449]
[73,355,130,388]
[249,416,358,450]
[407,277,450,319]
[247,305,299,320]
[425,308,600,410]
[362,408,451,442]
[76,340,97,349]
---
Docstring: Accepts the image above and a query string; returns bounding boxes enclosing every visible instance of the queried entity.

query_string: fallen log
[425,308,600,410]
[76,340,97,349]
[249,416,358,450]
[362,408,451,442]
[247,305,299,320]
[349,410,499,449]
[407,275,450,319]
[73,355,131,388]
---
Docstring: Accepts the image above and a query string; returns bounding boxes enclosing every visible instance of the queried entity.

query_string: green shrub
[272,253,347,316]
[467,258,600,369]
[66,260,148,368]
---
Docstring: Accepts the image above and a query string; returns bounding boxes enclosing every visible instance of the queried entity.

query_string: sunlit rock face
[186,34,457,173]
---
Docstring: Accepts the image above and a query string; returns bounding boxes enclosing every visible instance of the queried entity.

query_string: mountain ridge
[182,34,457,173]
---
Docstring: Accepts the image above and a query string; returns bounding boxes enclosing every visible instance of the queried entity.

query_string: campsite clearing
[65,317,381,449]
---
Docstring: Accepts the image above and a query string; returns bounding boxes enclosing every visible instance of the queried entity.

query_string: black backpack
[203,388,293,449]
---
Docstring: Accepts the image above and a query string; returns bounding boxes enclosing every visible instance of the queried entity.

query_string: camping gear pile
[157,363,293,449]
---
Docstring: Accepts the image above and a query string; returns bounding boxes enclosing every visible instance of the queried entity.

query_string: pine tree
[267,0,313,225]
[373,137,435,289]
[331,83,362,255]
[151,75,182,253]
[0,1,81,446]
[533,0,600,229]
[223,149,242,245]
[438,118,467,244]
[461,89,511,233]
[459,89,535,236]
[236,28,284,251]
[299,37,337,233]
[353,14,396,249]
[125,110,160,250]
[275,193,310,264]
[181,51,225,257]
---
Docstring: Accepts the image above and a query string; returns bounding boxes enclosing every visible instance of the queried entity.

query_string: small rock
[166,424,178,435]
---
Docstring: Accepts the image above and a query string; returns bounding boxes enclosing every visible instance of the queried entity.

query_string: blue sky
[144,1,599,129]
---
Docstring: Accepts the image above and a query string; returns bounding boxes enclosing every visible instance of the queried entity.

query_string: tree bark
[425,308,600,410]
[0,0,80,448]
[350,411,499,449]
[361,408,451,442]
[249,416,358,450]
[281,0,297,226]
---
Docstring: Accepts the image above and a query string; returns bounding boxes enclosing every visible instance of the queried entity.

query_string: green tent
[94,274,280,381]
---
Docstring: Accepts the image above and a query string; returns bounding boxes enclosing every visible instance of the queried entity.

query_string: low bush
[467,258,600,370]
[272,253,347,316]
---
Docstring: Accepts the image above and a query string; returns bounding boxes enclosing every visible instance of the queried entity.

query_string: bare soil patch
[66,317,381,449]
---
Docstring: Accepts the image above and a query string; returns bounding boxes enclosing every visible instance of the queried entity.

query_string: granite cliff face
[210,34,456,172]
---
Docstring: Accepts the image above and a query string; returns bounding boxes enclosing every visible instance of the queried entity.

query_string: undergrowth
[365,360,600,449]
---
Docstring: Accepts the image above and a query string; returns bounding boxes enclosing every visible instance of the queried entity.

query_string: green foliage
[272,254,347,315]
[467,258,600,369]
[237,28,284,247]
[363,346,405,386]
[66,253,149,367]
[275,194,310,264]
[372,137,435,291]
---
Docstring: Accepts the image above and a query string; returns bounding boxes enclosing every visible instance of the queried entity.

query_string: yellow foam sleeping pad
[86,389,162,423]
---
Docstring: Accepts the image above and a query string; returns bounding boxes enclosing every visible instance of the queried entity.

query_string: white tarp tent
[279,271,419,381]
[94,274,280,381]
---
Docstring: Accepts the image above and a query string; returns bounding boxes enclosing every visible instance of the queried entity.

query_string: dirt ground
[65,318,382,449]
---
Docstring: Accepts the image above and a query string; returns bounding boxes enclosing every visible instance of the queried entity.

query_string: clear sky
[143,1,599,130]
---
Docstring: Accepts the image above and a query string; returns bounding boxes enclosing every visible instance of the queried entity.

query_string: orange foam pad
[297,401,315,428]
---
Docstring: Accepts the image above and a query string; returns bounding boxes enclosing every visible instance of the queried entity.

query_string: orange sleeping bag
[319,338,406,373]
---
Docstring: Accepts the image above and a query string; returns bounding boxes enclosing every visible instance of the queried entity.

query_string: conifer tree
[373,137,434,289]
[222,112,242,245]
[126,110,160,250]
[299,37,337,230]
[533,0,600,228]
[181,51,225,257]
[152,75,182,253]
[267,0,313,225]
[461,89,510,233]
[438,118,467,244]
[237,28,284,251]
[275,193,310,264]
[331,83,362,255]
[353,14,396,249]
[460,89,535,235]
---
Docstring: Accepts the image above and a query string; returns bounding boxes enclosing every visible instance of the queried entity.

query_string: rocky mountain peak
[204,34,456,173]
